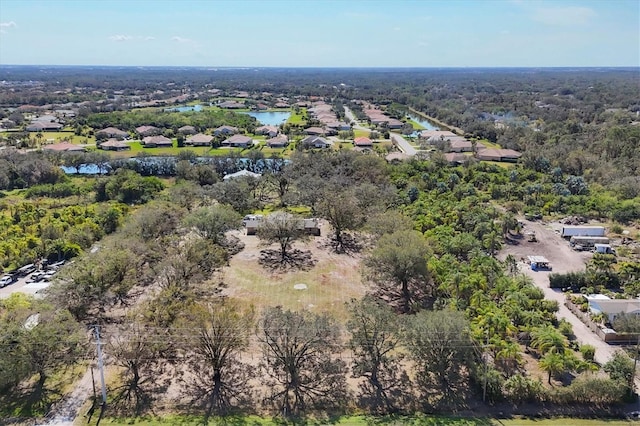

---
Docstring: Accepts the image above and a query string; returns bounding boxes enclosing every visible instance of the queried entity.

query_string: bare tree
[108,321,172,415]
[259,306,348,418]
[183,300,254,418]
[347,297,411,413]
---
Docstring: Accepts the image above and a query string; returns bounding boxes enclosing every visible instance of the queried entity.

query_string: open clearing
[222,228,366,321]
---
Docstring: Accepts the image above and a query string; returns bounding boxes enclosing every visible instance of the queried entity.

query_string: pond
[407,113,439,131]
[164,104,204,112]
[243,111,291,126]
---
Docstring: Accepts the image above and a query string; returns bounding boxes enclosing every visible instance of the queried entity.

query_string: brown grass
[222,229,366,321]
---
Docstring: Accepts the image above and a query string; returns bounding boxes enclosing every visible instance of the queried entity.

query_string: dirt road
[500,220,619,366]
[36,367,95,426]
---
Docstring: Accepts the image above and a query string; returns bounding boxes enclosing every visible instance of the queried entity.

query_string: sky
[0,0,638,67]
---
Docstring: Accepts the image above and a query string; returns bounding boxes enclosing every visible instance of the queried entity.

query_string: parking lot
[0,261,65,299]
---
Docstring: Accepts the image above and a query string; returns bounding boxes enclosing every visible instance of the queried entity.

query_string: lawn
[287,108,307,126]
[3,130,97,146]
[407,119,426,130]
[108,141,245,159]
[353,128,371,138]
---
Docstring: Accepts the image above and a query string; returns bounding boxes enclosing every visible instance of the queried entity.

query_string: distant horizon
[1,0,638,68]
[1,64,638,70]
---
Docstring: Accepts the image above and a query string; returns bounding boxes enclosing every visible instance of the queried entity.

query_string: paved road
[344,106,417,156]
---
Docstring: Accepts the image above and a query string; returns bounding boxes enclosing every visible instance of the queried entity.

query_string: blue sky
[0,0,638,67]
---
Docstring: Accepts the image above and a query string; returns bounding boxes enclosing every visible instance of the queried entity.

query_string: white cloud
[109,34,133,41]
[171,36,193,43]
[0,21,17,34]
[108,34,156,42]
[532,6,596,26]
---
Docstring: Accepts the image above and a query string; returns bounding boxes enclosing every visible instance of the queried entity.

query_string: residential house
[142,135,173,147]
[223,169,262,180]
[135,125,160,137]
[255,125,279,138]
[304,127,326,136]
[33,114,58,123]
[185,133,213,146]
[214,125,239,136]
[26,121,63,132]
[444,152,468,165]
[266,135,288,148]
[274,101,289,108]
[300,135,330,149]
[219,101,245,109]
[42,142,85,152]
[178,125,197,135]
[222,134,253,148]
[326,121,351,131]
[447,139,473,153]
[386,119,404,129]
[99,139,131,151]
[96,127,129,139]
[419,130,458,142]
[354,137,373,147]
[385,152,410,163]
[476,148,522,162]
[586,295,640,323]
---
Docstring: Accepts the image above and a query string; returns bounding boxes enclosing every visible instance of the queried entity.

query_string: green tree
[317,190,363,253]
[364,229,433,313]
[530,325,567,355]
[604,351,635,386]
[539,352,566,384]
[183,205,242,246]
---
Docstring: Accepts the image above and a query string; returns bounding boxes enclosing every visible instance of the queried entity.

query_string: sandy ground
[499,219,620,366]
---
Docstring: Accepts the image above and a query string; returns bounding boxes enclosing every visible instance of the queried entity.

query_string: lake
[244,111,291,126]
[164,104,203,112]
[407,113,439,131]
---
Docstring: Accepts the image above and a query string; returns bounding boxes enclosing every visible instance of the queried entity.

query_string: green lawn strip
[353,129,370,138]
[475,138,501,149]
[406,119,426,130]
[108,142,245,159]
[287,108,307,125]
[85,415,638,426]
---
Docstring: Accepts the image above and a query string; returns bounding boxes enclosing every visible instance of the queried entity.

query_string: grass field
[407,119,426,130]
[89,415,638,426]
[353,129,371,138]
[287,108,307,125]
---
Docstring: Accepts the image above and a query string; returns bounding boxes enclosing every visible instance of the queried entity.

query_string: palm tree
[530,325,566,355]
[539,352,565,384]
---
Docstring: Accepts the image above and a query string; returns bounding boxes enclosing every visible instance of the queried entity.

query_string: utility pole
[94,325,107,406]
[483,330,489,403]
[631,334,639,399]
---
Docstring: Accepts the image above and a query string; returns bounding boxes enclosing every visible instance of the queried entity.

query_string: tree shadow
[318,233,363,255]
[259,249,316,271]
[0,379,64,419]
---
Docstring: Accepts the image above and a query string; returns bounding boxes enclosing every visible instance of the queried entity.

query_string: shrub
[503,374,545,404]
[551,374,628,405]
[580,344,596,362]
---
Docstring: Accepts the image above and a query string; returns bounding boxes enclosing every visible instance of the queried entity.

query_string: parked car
[27,272,46,283]
[0,274,16,288]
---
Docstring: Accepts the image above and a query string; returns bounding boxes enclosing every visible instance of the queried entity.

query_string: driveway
[500,220,622,365]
